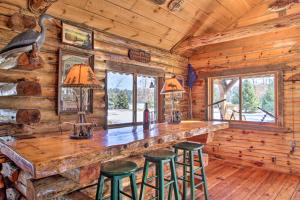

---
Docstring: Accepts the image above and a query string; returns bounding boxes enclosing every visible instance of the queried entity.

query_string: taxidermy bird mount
[0,14,53,70]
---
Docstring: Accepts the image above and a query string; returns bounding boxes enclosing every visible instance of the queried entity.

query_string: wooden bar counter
[0,121,228,199]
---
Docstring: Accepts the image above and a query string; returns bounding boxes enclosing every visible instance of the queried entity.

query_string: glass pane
[242,75,275,122]
[137,76,157,122]
[107,72,133,125]
[212,78,240,120]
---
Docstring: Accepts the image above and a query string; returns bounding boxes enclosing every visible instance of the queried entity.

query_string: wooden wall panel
[0,4,189,136]
[190,22,300,175]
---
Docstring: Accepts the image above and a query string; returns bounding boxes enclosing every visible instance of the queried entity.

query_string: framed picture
[62,22,94,49]
[58,49,94,114]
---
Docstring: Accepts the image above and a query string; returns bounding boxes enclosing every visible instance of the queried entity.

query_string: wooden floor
[195,159,300,200]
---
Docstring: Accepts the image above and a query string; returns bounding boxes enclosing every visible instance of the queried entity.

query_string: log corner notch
[28,0,58,14]
[0,81,41,97]
[172,13,300,54]
[0,109,41,125]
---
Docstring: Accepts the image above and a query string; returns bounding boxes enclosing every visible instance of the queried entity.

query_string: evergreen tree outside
[115,90,129,109]
[231,87,239,105]
[262,82,274,114]
[242,80,259,112]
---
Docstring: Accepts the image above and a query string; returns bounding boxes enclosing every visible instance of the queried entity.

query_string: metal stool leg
[96,174,105,200]
[118,179,123,200]
[183,150,187,200]
[168,184,173,200]
[111,177,118,200]
[139,160,150,200]
[198,149,210,200]
[130,173,138,200]
[158,161,165,200]
[189,151,195,200]
[170,158,180,200]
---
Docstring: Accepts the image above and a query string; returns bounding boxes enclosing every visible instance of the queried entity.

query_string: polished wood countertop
[0,121,228,179]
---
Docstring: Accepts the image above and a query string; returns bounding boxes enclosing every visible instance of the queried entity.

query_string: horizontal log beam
[174,13,300,53]
[0,109,41,124]
[196,63,294,79]
[0,81,41,96]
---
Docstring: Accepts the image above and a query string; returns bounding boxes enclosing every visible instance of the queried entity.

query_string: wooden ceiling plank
[186,0,236,21]
[129,0,193,33]
[82,0,183,42]
[216,0,252,17]
[237,3,300,28]
[47,1,175,50]
[62,0,89,8]
[174,13,300,53]
[105,0,137,10]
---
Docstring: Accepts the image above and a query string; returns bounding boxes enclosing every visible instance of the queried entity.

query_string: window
[210,73,277,124]
[107,71,158,126]
[137,75,157,122]
[107,72,133,125]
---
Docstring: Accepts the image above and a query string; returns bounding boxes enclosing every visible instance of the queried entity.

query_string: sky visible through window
[107,72,133,90]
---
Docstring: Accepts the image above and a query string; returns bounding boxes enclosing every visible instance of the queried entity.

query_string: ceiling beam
[173,13,300,54]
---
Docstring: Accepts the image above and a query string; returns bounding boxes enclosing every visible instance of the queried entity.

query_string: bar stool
[139,149,180,200]
[96,160,138,200]
[173,142,209,200]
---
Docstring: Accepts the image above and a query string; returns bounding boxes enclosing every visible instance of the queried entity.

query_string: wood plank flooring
[195,159,300,200]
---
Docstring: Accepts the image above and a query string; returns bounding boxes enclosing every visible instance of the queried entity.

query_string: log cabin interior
[0,0,300,199]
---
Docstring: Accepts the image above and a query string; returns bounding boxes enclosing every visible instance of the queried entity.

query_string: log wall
[0,2,189,136]
[189,21,300,174]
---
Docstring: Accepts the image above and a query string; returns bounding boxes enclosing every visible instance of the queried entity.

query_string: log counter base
[0,121,228,199]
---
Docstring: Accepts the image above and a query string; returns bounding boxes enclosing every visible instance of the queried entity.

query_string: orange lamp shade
[160,77,185,94]
[63,64,101,88]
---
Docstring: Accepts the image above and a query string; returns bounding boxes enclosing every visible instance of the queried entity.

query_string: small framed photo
[62,22,94,49]
[58,49,94,114]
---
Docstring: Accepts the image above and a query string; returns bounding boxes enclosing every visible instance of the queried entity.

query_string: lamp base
[169,110,181,124]
[65,122,95,140]
[70,132,92,139]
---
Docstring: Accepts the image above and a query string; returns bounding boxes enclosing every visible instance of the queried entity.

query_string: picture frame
[58,49,94,114]
[62,22,94,50]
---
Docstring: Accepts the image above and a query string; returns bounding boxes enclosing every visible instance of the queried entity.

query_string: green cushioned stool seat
[139,149,180,200]
[144,149,176,161]
[173,141,204,151]
[101,160,138,176]
[96,160,138,200]
[173,142,210,200]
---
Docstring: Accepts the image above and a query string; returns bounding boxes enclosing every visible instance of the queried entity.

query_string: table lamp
[160,76,184,124]
[63,64,101,139]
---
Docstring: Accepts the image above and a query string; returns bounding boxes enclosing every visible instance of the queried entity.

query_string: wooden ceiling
[44,0,264,51]
[173,0,300,56]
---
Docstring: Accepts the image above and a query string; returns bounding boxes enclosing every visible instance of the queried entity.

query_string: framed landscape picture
[58,49,94,114]
[62,22,94,49]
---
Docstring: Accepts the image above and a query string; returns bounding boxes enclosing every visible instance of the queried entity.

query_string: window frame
[207,71,281,126]
[106,70,159,128]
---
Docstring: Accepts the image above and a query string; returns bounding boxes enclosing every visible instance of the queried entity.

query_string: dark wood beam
[173,13,300,54]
